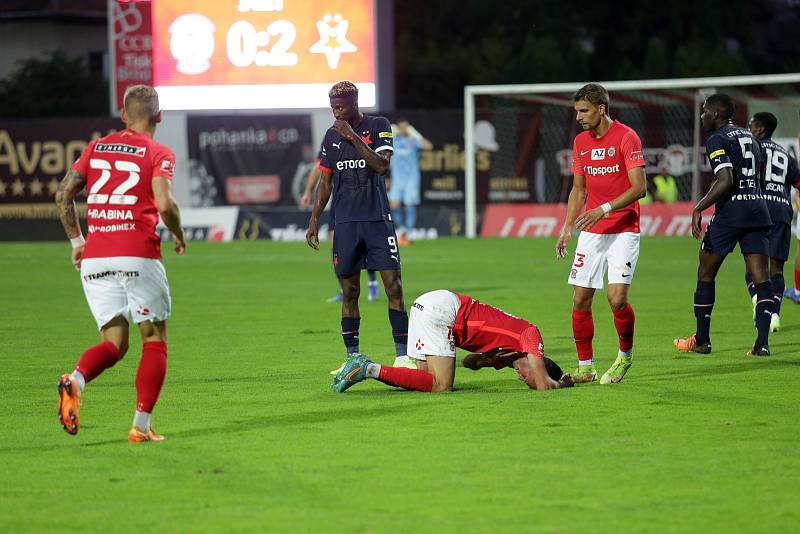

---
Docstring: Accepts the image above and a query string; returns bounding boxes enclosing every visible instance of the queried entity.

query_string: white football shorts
[80,256,172,330]
[567,231,640,289]
[407,289,460,361]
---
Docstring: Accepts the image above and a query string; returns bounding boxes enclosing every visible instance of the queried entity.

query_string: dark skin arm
[306,169,333,250]
[55,169,87,270]
[691,167,734,239]
[332,120,393,175]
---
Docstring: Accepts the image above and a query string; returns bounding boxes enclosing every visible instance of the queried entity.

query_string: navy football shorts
[332,220,401,276]
[766,222,792,262]
[701,222,769,257]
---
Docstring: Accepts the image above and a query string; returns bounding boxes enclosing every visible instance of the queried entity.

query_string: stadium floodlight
[464,73,800,238]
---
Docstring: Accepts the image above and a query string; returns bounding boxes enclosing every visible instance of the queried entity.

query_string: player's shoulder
[573,129,593,146]
[364,114,391,128]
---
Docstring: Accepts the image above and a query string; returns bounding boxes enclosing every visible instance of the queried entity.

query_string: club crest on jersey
[96,143,146,157]
[591,148,606,160]
[608,146,616,157]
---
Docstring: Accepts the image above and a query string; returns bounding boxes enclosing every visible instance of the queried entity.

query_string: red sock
[795,269,800,291]
[75,341,121,382]
[135,341,167,413]
[377,366,433,392]
[612,304,635,353]
[572,309,594,363]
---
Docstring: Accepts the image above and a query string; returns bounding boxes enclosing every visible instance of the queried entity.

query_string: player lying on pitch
[331,290,575,392]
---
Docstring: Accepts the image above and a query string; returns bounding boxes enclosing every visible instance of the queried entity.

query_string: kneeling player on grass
[331,290,575,392]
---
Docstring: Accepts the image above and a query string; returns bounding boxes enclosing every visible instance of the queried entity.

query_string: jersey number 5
[737,138,756,177]
[87,158,141,205]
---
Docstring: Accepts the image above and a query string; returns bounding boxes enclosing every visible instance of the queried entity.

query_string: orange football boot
[128,426,165,443]
[57,374,81,435]
[673,334,711,354]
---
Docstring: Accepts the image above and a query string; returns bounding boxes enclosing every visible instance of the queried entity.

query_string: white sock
[71,371,86,393]
[578,360,593,367]
[366,363,381,379]
[132,410,151,432]
[369,280,378,286]
[619,350,632,359]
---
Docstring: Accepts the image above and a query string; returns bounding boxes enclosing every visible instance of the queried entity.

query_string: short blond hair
[123,84,160,123]
[328,80,358,100]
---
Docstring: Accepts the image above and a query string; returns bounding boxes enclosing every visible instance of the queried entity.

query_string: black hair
[705,93,735,121]
[751,111,778,137]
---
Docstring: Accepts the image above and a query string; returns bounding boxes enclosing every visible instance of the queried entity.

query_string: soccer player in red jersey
[556,83,646,385]
[54,85,186,442]
[331,290,574,392]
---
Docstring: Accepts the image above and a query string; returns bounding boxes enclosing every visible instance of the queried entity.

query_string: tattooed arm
[55,169,87,270]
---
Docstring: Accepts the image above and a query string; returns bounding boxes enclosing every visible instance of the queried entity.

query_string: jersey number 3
[87,158,141,205]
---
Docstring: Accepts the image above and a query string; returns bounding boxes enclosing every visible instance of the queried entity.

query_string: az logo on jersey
[591,148,606,160]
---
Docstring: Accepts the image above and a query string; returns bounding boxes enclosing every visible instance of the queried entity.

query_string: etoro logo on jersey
[336,159,366,170]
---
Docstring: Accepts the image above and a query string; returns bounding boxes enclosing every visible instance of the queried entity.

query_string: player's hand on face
[333,120,357,141]
[71,246,84,271]
[575,207,604,232]
[306,220,319,250]
[555,231,571,259]
[691,209,703,240]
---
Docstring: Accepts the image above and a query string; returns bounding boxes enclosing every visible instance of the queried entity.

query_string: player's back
[706,125,771,228]
[74,129,176,259]
[453,294,539,355]
[759,138,800,226]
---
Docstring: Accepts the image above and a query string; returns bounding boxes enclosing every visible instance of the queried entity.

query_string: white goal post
[464,73,800,238]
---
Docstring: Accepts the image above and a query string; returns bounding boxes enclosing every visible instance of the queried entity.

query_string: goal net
[464,74,800,238]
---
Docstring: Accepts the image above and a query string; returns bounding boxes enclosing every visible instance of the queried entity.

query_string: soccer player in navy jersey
[743,112,800,331]
[306,81,413,369]
[674,94,774,356]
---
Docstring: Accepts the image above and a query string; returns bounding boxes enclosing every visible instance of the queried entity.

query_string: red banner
[110,0,153,114]
[481,202,715,237]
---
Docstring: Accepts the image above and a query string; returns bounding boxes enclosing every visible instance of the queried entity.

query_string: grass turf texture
[2,237,799,532]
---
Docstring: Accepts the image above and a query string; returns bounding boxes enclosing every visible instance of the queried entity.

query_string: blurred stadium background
[1,0,799,243]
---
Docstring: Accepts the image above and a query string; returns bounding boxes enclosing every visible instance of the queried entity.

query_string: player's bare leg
[744,252,773,356]
[675,250,724,354]
[571,286,597,382]
[380,269,414,368]
[601,284,635,384]
[414,356,455,392]
[58,316,128,435]
[128,319,168,442]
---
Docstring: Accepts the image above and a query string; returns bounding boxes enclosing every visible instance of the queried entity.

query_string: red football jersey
[72,129,175,259]
[453,294,544,358]
[572,120,645,234]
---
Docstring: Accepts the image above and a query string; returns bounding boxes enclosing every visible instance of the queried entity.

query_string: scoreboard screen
[151,0,376,110]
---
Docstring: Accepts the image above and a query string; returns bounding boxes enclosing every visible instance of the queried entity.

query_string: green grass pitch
[2,237,798,532]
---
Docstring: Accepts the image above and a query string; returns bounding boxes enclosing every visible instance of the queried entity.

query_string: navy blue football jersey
[319,115,394,224]
[758,138,800,226]
[705,124,771,228]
